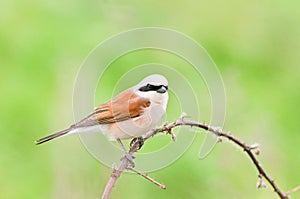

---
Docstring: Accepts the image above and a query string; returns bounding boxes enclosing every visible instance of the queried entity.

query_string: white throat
[136,90,168,110]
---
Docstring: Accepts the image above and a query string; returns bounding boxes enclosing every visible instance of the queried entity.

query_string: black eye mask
[139,84,168,93]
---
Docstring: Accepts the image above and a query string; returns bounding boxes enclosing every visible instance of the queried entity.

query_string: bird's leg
[117,138,135,168]
[130,136,144,150]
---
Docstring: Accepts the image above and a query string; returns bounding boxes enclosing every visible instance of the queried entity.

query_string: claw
[130,136,144,150]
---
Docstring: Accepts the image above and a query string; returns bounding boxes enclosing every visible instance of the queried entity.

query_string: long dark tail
[35,128,73,145]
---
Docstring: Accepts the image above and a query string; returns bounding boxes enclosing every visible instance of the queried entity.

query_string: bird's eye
[139,84,154,92]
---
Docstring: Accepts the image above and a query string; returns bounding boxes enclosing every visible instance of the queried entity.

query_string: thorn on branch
[255,148,260,156]
[171,133,177,142]
[207,125,223,135]
[162,121,169,132]
[257,174,267,189]
[110,165,122,179]
[161,122,176,142]
[217,137,223,143]
[180,112,187,120]
[248,143,260,150]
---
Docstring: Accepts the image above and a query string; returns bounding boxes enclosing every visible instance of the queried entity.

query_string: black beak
[157,86,167,93]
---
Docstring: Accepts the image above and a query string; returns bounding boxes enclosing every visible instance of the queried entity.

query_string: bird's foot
[130,136,144,150]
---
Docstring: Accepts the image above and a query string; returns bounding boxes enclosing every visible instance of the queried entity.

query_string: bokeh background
[1,1,300,199]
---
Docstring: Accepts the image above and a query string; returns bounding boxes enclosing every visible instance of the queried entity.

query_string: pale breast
[106,103,166,140]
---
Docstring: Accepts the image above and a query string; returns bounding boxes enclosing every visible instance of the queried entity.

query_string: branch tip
[285,185,300,196]
[171,133,177,142]
[128,167,166,190]
[248,143,260,150]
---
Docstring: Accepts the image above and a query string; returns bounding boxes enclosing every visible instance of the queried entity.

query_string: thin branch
[285,185,300,196]
[102,116,296,199]
[101,162,126,199]
[128,167,166,189]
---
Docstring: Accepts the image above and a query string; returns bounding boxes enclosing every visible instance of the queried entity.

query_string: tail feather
[35,128,73,145]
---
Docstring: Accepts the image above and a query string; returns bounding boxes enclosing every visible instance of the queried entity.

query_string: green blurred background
[1,0,300,199]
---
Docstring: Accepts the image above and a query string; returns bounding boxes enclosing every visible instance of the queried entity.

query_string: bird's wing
[75,90,151,127]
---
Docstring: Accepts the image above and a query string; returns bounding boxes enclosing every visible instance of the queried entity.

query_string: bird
[35,74,169,156]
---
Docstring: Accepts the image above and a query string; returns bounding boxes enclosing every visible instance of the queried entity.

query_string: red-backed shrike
[35,74,168,149]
